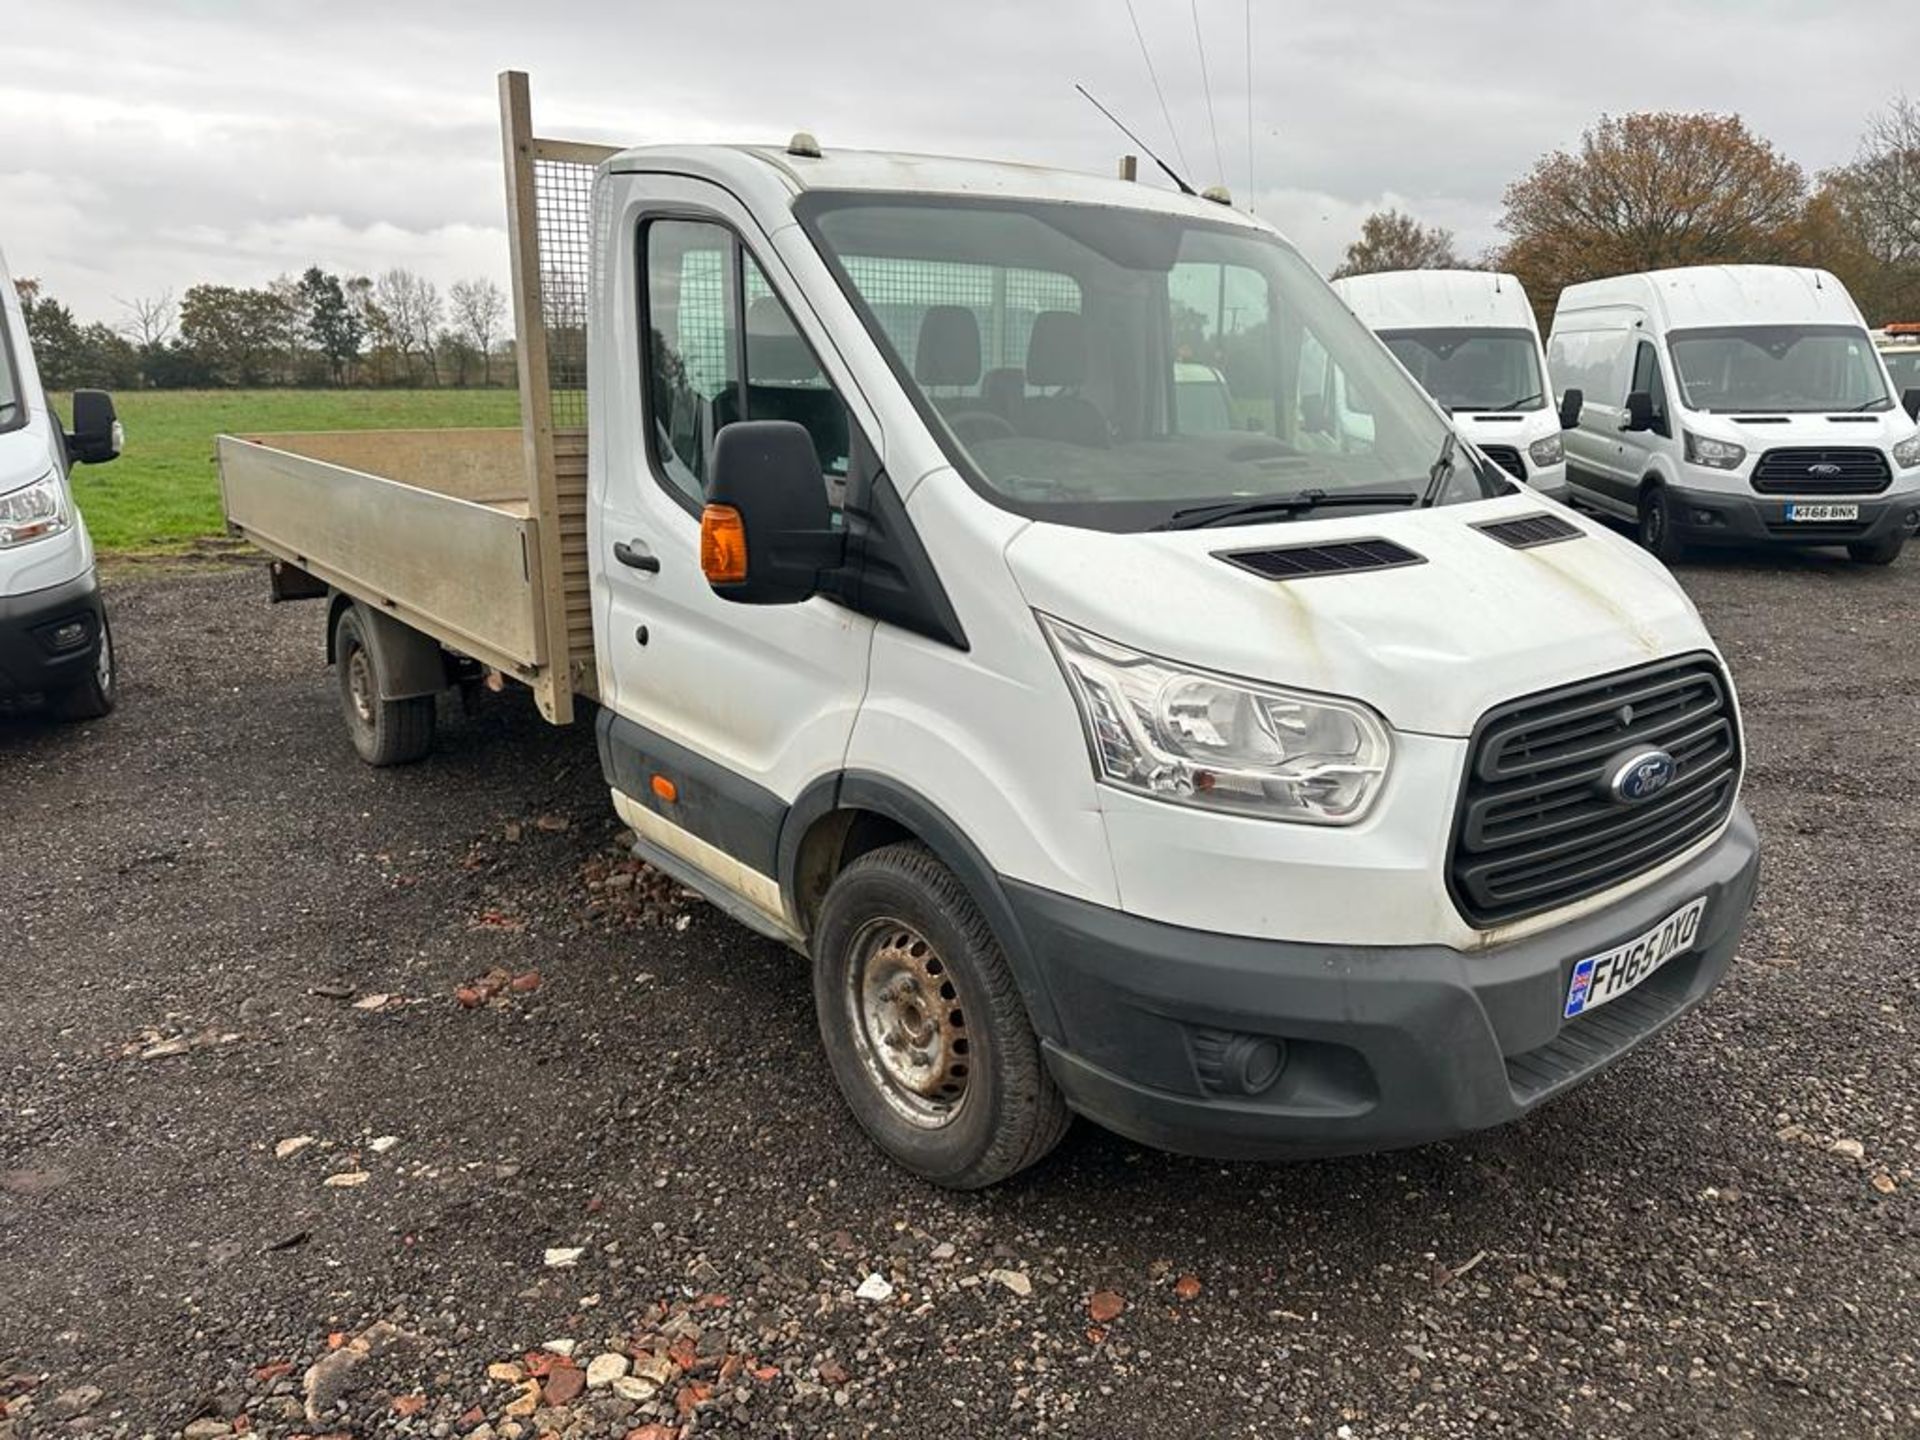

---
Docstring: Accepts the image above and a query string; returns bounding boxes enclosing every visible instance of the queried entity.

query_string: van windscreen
[1668,325,1890,414]
[796,193,1491,531]
[1376,328,1544,413]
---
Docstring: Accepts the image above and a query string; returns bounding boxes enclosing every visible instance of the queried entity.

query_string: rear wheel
[333,606,436,766]
[812,841,1068,1189]
[1637,483,1686,563]
[1847,533,1905,566]
[52,612,117,721]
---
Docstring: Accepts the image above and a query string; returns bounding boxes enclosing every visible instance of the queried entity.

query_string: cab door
[590,175,877,916]
[1617,338,1674,486]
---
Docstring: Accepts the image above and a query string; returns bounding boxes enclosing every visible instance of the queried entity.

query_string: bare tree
[449,277,507,386]
[375,268,445,386]
[1825,96,1920,276]
[115,290,175,349]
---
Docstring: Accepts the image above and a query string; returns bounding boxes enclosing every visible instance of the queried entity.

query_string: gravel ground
[2,548,1916,1440]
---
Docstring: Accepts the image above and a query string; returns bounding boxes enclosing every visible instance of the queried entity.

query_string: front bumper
[0,568,106,699]
[1669,483,1920,547]
[1009,804,1759,1159]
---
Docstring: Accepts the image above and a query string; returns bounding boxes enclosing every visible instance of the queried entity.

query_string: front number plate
[1785,502,1859,522]
[1564,897,1707,1019]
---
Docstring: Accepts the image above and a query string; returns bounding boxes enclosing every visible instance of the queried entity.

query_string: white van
[220,78,1760,1187]
[0,247,122,718]
[1551,265,1920,564]
[1332,269,1568,499]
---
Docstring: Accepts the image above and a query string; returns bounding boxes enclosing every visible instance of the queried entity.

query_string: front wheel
[1637,484,1686,563]
[812,842,1069,1189]
[52,611,117,721]
[333,606,436,766]
[1847,533,1905,566]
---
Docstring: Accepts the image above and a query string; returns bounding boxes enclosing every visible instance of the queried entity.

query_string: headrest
[1026,310,1086,387]
[981,367,1026,411]
[914,305,982,387]
[745,295,820,383]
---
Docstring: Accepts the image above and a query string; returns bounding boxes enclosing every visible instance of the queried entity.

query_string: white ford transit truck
[218,77,1759,1188]
[1551,265,1920,564]
[1333,269,1569,500]
[0,246,122,719]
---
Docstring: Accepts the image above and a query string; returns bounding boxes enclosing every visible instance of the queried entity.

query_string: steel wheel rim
[346,646,376,725]
[844,917,971,1129]
[94,624,113,694]
[1646,495,1665,546]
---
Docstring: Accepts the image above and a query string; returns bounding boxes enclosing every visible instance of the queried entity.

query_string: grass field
[59,389,522,553]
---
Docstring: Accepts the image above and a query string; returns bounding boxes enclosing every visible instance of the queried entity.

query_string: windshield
[0,308,21,433]
[1377,328,1544,413]
[1882,349,1920,398]
[798,194,1487,530]
[1668,325,1890,414]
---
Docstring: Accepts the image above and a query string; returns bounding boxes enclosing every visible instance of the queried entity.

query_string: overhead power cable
[1192,0,1225,185]
[1122,0,1191,175]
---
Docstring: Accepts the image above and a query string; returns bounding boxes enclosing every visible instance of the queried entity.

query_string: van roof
[1330,269,1538,333]
[1554,264,1863,332]
[605,143,1266,232]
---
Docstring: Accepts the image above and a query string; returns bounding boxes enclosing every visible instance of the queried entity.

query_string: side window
[642,220,854,509]
[644,220,736,506]
[1630,340,1670,435]
[742,257,853,483]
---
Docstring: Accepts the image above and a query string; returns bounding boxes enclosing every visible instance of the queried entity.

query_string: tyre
[333,605,436,766]
[1847,533,1905,566]
[812,841,1069,1189]
[52,611,117,721]
[1637,483,1686,563]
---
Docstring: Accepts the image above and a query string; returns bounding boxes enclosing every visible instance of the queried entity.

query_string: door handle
[613,539,661,573]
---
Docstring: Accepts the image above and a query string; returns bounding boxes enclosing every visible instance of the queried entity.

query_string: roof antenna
[1075,83,1197,196]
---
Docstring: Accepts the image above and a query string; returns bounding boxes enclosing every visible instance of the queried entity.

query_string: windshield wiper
[1842,397,1890,412]
[1495,391,1543,411]
[1420,431,1458,508]
[1162,488,1418,531]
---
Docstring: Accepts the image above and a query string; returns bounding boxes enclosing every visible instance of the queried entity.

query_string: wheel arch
[327,595,449,700]
[778,771,1065,1044]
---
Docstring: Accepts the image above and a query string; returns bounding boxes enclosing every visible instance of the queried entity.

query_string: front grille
[1216,538,1424,580]
[1479,444,1527,481]
[1449,655,1740,926]
[1473,513,1583,550]
[1750,447,1891,495]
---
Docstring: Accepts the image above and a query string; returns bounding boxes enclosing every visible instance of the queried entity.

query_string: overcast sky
[9,0,1918,325]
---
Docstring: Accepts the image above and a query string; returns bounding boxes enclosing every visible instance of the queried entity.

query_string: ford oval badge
[1607,749,1677,804]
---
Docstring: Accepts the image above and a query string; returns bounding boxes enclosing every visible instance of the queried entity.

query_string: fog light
[48,620,89,651]
[1192,1029,1288,1097]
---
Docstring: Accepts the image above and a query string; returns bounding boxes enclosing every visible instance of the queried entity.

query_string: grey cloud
[7,0,1916,321]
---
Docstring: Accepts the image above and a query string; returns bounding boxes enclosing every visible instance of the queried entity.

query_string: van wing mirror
[1620,390,1655,433]
[67,389,123,465]
[1903,387,1920,422]
[701,420,844,605]
[1558,388,1584,431]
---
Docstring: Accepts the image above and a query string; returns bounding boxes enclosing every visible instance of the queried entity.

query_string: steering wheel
[947,410,1016,444]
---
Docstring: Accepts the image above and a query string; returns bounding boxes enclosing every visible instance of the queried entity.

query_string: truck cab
[0,247,121,720]
[221,81,1759,1188]
[1332,269,1569,500]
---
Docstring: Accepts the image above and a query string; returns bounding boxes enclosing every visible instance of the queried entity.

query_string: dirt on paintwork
[1,542,1918,1438]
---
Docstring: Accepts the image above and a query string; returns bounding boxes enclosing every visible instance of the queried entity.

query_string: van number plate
[1785,503,1858,522]
[1563,897,1707,1019]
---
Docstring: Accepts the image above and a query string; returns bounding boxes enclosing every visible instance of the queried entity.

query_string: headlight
[1527,432,1564,467]
[0,472,70,548]
[1893,433,1920,469]
[1683,431,1745,470]
[1039,614,1392,824]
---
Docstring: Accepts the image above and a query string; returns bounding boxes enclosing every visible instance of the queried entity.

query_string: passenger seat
[1022,311,1109,447]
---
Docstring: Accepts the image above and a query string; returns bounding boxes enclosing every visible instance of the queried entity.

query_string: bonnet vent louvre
[1473,513,1584,549]
[1216,538,1424,580]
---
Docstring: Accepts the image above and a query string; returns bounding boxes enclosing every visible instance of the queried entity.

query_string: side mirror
[1620,390,1655,433]
[701,420,843,605]
[1903,387,1920,422]
[67,389,123,465]
[1558,387,1584,431]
